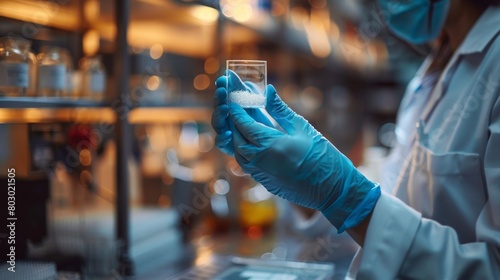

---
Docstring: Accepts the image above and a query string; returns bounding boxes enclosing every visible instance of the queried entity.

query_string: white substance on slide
[229,90,265,108]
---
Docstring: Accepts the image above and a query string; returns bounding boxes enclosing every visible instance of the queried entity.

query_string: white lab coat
[348,6,500,279]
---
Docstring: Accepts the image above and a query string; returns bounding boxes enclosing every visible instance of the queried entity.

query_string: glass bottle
[18,39,37,97]
[81,56,106,101]
[37,46,67,97]
[0,36,31,97]
[61,48,74,98]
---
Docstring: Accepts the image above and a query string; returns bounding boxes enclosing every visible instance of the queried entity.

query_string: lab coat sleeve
[356,192,500,279]
[353,13,500,278]
[356,95,500,279]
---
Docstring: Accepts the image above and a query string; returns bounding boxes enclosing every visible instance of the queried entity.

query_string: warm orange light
[149,43,164,60]
[290,7,308,30]
[247,226,263,240]
[84,0,100,23]
[304,19,331,58]
[190,5,219,24]
[193,74,210,90]
[161,173,174,186]
[80,170,93,184]
[158,194,171,207]
[146,76,161,91]
[330,21,341,43]
[309,0,327,9]
[233,3,253,22]
[125,22,216,58]
[204,57,220,74]
[0,1,80,30]
[79,149,92,166]
[272,1,287,17]
[83,29,100,56]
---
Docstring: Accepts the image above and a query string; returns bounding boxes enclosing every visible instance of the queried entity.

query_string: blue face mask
[378,0,450,44]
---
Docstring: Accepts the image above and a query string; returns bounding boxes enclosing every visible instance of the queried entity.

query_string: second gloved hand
[228,94,381,232]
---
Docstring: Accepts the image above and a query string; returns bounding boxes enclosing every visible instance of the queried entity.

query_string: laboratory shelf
[0,97,109,109]
[0,97,211,124]
[0,107,116,124]
[129,106,211,124]
[0,97,113,123]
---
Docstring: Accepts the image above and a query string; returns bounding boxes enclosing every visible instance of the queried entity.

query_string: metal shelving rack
[113,0,133,276]
[0,1,213,275]
[0,0,133,276]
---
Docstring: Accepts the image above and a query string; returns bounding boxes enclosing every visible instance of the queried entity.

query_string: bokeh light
[149,43,164,59]
[146,75,161,91]
[204,57,220,74]
[193,74,210,90]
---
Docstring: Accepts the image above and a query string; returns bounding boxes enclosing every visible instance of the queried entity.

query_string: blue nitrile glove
[227,96,381,233]
[212,70,275,157]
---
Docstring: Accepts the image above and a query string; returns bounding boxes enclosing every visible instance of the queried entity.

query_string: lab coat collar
[456,6,500,55]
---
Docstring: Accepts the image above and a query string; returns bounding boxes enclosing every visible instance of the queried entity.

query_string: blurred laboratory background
[0,0,424,279]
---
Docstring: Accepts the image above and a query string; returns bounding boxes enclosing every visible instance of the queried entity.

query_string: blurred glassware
[37,46,68,97]
[61,48,74,98]
[81,56,106,101]
[18,38,37,97]
[239,182,277,233]
[0,36,31,97]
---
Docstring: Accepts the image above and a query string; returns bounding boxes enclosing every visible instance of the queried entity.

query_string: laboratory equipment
[18,38,37,96]
[81,56,106,101]
[0,36,31,97]
[226,60,267,108]
[36,46,68,97]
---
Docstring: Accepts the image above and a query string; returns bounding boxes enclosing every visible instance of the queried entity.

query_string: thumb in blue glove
[228,97,381,233]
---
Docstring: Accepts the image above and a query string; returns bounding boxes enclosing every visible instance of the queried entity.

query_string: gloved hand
[212,70,276,157]
[227,93,381,232]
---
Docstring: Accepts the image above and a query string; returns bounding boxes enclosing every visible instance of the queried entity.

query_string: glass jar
[239,182,278,232]
[61,48,74,98]
[0,36,31,97]
[37,46,67,97]
[81,56,106,101]
[18,39,37,97]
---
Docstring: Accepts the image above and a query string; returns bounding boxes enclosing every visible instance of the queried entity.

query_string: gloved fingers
[231,123,251,165]
[235,151,249,167]
[237,144,258,162]
[229,103,281,145]
[230,117,247,145]
[211,104,230,133]
[214,87,227,107]
[231,118,260,162]
[264,84,296,134]
[215,130,232,145]
[212,90,274,136]
[215,75,228,89]
[246,108,274,128]
[215,131,234,156]
[226,70,248,92]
